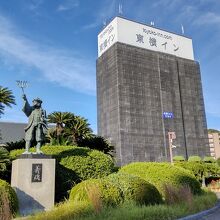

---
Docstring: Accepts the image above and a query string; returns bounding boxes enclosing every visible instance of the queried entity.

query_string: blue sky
[0,0,220,132]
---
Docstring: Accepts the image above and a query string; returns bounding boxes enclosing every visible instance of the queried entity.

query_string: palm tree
[65,116,93,145]
[0,86,16,116]
[48,112,74,136]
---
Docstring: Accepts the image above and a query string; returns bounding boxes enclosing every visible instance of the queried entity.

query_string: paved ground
[198,193,220,220]
[180,192,220,220]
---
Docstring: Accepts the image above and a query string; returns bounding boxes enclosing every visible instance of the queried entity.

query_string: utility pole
[168,132,176,165]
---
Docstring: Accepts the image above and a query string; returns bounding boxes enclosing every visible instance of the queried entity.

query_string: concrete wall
[97,42,210,166]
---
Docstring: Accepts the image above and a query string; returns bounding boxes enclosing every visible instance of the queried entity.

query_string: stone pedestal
[11,155,55,216]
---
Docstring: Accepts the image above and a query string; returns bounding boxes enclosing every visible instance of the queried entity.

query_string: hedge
[203,156,215,163]
[69,179,121,206]
[173,156,185,162]
[10,146,115,202]
[188,156,202,162]
[119,162,201,196]
[105,173,162,205]
[0,179,18,217]
[69,174,162,207]
[174,161,205,182]
[175,161,220,183]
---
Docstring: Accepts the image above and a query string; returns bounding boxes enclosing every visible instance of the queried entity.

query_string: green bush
[0,179,18,216]
[25,201,92,220]
[27,191,218,220]
[174,161,205,183]
[105,173,162,205]
[5,139,25,151]
[203,156,215,163]
[217,158,220,166]
[119,162,201,196]
[188,156,202,162]
[173,156,185,162]
[10,146,115,202]
[0,147,11,182]
[205,163,220,177]
[0,147,10,172]
[69,179,121,206]
[77,135,115,156]
[175,161,220,183]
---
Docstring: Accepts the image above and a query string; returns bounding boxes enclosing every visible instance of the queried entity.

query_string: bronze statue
[22,94,47,154]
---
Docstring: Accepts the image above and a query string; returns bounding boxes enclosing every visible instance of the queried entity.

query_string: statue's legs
[22,140,31,154]
[23,126,34,154]
[36,141,43,154]
[36,125,43,154]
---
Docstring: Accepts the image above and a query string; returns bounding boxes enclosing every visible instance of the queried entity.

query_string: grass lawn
[24,191,217,220]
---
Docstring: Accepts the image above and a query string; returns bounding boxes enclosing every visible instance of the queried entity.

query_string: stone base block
[11,157,55,216]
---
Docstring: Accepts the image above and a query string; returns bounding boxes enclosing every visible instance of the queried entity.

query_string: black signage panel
[32,164,42,182]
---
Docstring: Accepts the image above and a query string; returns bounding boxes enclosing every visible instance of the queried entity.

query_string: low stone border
[178,201,220,220]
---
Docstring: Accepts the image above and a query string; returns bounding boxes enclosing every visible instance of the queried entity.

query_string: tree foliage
[47,112,93,146]
[5,139,25,152]
[65,116,93,145]
[208,129,220,134]
[48,112,74,136]
[47,111,114,154]
[0,86,16,116]
[78,136,115,156]
[175,161,220,183]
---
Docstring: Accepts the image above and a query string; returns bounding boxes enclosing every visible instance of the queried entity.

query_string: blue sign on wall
[163,112,174,119]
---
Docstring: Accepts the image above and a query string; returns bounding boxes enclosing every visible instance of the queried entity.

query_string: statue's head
[32,98,42,108]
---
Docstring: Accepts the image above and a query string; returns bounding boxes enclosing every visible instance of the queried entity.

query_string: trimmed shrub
[175,161,220,183]
[5,139,25,151]
[10,146,115,202]
[173,156,185,162]
[0,179,18,217]
[105,173,162,205]
[217,158,220,166]
[203,156,215,163]
[59,150,115,180]
[0,147,11,182]
[69,179,121,206]
[119,162,201,196]
[174,161,205,183]
[205,163,220,177]
[0,147,10,172]
[188,156,202,162]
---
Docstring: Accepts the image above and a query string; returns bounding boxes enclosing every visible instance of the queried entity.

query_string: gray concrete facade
[97,42,210,166]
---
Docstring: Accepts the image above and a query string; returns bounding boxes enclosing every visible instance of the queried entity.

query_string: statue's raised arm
[22,94,32,117]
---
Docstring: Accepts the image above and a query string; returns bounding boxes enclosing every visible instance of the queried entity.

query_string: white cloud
[152,0,181,9]
[57,0,79,12]
[193,12,220,25]
[177,4,220,27]
[0,15,96,95]
[81,0,117,30]
[28,0,44,11]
